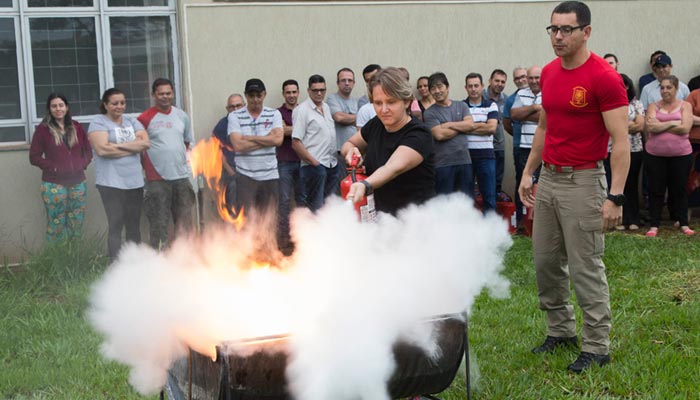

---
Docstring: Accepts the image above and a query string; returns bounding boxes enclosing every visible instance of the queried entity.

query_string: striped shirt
[512,87,541,148]
[464,97,498,150]
[228,106,283,181]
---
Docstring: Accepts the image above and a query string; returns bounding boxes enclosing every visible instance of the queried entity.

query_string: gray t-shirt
[88,114,145,190]
[140,106,194,180]
[326,92,358,149]
[423,101,472,168]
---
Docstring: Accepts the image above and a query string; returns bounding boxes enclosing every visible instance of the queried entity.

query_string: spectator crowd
[28,53,700,258]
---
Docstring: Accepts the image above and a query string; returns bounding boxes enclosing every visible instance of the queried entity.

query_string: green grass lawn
[1,233,698,399]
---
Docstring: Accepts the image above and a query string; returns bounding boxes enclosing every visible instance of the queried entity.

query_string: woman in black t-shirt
[340,67,435,215]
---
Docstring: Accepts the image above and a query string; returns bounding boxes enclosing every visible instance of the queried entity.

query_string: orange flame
[190,137,245,230]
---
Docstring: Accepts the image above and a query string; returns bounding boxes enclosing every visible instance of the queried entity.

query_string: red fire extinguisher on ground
[340,154,377,223]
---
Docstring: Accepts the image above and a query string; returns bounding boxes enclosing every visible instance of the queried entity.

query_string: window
[28,0,93,7]
[108,0,168,6]
[30,17,100,117]
[0,1,178,145]
[110,16,173,113]
[0,17,24,142]
[0,18,20,120]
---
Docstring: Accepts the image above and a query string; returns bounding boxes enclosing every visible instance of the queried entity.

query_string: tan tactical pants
[532,165,611,355]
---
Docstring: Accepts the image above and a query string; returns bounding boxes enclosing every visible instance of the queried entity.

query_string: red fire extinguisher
[340,154,377,223]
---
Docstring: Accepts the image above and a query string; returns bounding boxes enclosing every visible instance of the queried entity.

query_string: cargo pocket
[578,216,605,257]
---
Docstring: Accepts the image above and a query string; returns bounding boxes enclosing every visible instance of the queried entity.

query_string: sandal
[629,224,640,231]
[681,227,695,236]
[615,225,626,231]
[645,229,658,237]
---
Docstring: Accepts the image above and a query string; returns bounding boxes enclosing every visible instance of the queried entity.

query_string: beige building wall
[181,0,700,194]
[2,0,699,262]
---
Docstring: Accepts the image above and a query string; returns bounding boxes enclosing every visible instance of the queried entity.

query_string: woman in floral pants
[29,93,92,242]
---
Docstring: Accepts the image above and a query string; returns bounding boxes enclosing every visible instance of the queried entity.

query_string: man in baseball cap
[640,53,691,108]
[244,78,266,93]
[227,78,283,252]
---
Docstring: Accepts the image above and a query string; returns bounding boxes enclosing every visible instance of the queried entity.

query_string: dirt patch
[667,269,700,304]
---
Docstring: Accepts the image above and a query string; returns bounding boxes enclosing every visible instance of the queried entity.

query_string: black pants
[97,185,143,261]
[644,153,692,228]
[622,151,643,226]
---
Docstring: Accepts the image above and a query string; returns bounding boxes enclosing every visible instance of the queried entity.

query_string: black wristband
[360,179,373,195]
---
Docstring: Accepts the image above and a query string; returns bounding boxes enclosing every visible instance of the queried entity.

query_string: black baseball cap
[653,54,672,67]
[244,78,266,93]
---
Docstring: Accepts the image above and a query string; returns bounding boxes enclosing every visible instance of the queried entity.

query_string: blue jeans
[472,157,497,213]
[435,164,473,196]
[278,161,304,250]
[300,163,340,212]
[495,150,505,192]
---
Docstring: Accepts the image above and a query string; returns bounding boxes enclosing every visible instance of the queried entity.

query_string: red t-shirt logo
[570,86,589,108]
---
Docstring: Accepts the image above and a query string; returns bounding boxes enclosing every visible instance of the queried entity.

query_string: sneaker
[614,225,625,231]
[531,335,578,354]
[628,224,640,231]
[567,351,610,373]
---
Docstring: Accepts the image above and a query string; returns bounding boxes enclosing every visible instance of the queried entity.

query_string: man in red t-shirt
[518,1,630,373]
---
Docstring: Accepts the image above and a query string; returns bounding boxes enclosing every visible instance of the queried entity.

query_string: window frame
[101,12,181,114]
[0,0,178,146]
[23,14,106,127]
[0,15,29,146]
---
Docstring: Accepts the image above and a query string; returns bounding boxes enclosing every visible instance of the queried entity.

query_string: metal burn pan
[166,314,466,400]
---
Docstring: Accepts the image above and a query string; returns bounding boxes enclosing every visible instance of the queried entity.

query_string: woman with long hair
[341,67,435,215]
[415,76,435,120]
[644,76,694,237]
[87,88,150,260]
[614,74,645,230]
[29,93,92,242]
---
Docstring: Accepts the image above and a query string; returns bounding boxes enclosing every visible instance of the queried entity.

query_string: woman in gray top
[87,88,150,261]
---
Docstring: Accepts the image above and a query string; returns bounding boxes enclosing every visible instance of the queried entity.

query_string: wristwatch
[607,193,625,206]
[360,180,373,195]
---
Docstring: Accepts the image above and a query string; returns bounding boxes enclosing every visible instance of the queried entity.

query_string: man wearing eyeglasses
[228,79,284,221]
[503,66,530,228]
[518,1,629,373]
[212,93,245,214]
[511,65,543,198]
[327,68,359,180]
[292,74,339,212]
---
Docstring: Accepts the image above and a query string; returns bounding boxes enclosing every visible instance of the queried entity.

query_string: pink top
[645,102,692,157]
[410,99,421,113]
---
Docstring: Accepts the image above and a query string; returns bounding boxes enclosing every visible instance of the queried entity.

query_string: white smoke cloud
[87,193,511,398]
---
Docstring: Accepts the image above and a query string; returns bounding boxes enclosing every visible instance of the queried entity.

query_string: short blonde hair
[368,67,414,103]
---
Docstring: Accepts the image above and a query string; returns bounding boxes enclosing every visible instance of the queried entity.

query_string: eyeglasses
[309,88,327,94]
[546,24,588,36]
[227,103,244,110]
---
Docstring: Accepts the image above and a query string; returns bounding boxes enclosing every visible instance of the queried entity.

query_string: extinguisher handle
[350,153,361,168]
